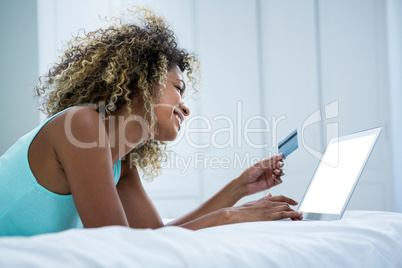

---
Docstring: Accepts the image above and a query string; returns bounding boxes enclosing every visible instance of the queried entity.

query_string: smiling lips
[173,109,184,126]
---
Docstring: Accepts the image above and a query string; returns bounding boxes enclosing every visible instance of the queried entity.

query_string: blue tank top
[0,107,121,236]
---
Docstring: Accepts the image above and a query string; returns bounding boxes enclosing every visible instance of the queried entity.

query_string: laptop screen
[298,133,378,215]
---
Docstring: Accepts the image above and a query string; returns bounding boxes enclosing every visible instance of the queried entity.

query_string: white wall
[387,0,402,213]
[315,0,394,211]
[0,0,39,155]
[6,0,399,218]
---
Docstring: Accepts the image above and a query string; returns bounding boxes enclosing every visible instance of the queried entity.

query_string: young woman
[0,8,302,236]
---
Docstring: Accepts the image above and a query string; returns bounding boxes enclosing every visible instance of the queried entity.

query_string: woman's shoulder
[43,106,105,149]
[61,106,102,125]
[51,106,102,131]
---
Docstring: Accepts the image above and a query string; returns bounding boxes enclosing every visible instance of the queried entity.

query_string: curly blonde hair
[34,7,201,180]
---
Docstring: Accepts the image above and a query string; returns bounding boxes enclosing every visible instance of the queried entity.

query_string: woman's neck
[105,108,149,163]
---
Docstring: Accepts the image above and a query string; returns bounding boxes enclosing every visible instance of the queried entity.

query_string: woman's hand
[225,194,303,223]
[172,193,302,230]
[236,154,285,197]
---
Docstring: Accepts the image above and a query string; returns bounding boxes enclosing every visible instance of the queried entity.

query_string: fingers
[291,213,304,221]
[271,203,298,219]
[256,153,284,170]
[273,177,283,185]
[262,194,300,214]
[273,168,284,176]
[275,156,285,175]
[270,203,302,220]
[273,211,302,221]
[238,195,302,222]
[268,207,302,221]
[276,159,284,169]
[270,201,292,209]
[264,193,272,198]
[290,210,303,221]
[268,195,298,206]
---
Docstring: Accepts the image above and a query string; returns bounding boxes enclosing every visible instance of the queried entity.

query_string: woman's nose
[180,103,190,116]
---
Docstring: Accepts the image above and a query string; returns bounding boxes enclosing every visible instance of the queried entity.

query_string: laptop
[296,126,382,221]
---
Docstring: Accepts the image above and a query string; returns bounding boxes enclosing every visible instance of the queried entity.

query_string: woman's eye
[175,86,183,95]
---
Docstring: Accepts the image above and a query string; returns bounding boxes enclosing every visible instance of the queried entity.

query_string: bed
[0,210,401,267]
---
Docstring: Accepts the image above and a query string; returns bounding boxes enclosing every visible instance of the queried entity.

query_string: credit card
[278,129,298,158]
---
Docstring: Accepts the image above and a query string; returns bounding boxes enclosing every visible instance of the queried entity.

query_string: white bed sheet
[0,210,401,268]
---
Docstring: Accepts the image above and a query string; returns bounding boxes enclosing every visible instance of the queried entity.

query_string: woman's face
[153,66,190,141]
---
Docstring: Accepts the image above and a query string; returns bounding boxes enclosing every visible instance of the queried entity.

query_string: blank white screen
[299,134,377,214]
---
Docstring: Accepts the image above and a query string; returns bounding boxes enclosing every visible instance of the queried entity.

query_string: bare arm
[116,160,164,229]
[168,194,302,230]
[116,162,241,230]
[55,107,129,228]
[117,154,301,230]
[166,178,245,227]
[167,155,302,229]
[51,107,300,231]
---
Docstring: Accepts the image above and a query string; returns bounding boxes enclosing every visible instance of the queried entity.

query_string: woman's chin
[168,130,179,141]
[155,129,179,142]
